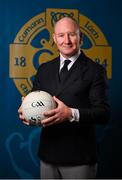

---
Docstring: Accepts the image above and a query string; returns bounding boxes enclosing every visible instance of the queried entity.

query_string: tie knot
[63,60,71,68]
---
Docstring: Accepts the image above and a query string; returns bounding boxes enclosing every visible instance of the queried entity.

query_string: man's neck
[60,49,81,59]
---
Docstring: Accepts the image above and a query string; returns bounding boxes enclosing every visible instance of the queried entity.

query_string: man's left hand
[41,96,72,127]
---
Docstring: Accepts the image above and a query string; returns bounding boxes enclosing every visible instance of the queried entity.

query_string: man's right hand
[18,97,30,126]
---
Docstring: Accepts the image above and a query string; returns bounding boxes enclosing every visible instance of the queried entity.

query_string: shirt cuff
[69,108,80,122]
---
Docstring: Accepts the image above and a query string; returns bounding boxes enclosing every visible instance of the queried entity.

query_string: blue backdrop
[0,0,122,178]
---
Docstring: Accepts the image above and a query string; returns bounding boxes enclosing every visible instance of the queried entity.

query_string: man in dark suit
[18,17,110,179]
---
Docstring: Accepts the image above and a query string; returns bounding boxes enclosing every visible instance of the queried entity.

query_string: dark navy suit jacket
[32,50,110,165]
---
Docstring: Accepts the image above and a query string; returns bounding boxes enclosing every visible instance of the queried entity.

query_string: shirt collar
[60,50,81,68]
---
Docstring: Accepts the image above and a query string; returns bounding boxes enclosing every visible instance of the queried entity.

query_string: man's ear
[53,33,56,43]
[79,31,82,42]
[79,31,83,46]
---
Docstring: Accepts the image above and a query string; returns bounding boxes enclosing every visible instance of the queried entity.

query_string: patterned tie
[60,60,71,82]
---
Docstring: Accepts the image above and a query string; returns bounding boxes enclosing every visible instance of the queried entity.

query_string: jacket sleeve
[78,65,110,125]
[31,64,44,91]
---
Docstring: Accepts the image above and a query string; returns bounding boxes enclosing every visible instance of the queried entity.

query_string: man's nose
[64,34,71,43]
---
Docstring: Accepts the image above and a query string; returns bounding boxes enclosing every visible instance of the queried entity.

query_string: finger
[53,96,62,104]
[43,109,56,116]
[19,114,25,119]
[18,108,25,119]
[19,116,29,125]
[18,106,22,113]
[42,117,60,127]
[21,96,25,101]
[54,117,60,124]
[41,116,55,124]
[41,113,58,125]
[23,120,29,126]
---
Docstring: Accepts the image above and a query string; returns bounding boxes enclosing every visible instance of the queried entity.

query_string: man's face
[53,18,81,58]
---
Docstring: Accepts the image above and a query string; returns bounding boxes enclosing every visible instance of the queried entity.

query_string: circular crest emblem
[10,8,112,96]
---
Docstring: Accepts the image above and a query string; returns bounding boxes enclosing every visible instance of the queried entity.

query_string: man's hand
[18,97,29,126]
[41,96,72,127]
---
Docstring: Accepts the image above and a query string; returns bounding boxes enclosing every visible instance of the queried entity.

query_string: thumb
[53,96,61,105]
[21,96,25,101]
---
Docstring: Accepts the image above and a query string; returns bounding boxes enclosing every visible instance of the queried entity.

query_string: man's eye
[57,34,64,37]
[69,33,76,36]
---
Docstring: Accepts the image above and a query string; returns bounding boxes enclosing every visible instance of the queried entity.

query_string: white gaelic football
[21,91,56,125]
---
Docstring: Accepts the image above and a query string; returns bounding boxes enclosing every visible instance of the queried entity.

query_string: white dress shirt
[60,50,81,122]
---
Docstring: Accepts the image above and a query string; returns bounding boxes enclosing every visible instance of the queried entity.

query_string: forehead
[54,18,78,33]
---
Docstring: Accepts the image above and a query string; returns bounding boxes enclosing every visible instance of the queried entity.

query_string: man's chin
[62,51,77,57]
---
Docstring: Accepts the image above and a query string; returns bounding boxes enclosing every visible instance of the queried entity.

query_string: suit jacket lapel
[51,57,61,93]
[55,51,88,96]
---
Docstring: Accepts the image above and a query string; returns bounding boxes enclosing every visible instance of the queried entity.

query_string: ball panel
[21,91,56,125]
